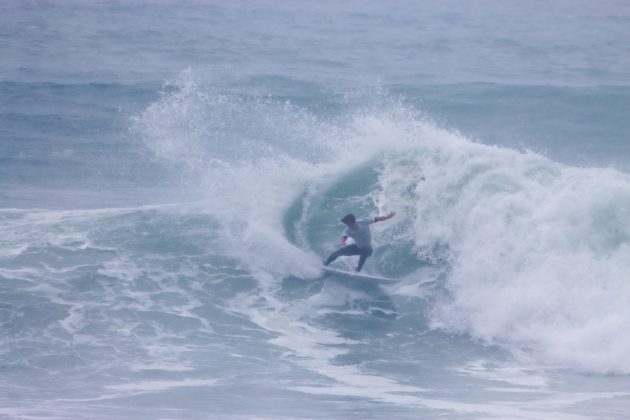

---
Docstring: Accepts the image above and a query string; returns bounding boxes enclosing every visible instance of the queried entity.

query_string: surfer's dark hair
[341,214,356,224]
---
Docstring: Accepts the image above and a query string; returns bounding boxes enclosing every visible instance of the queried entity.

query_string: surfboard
[322,267,399,284]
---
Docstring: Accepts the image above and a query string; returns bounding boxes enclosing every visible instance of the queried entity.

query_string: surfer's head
[341,214,356,226]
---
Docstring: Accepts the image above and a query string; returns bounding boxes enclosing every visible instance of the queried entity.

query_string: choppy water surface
[2,1,630,418]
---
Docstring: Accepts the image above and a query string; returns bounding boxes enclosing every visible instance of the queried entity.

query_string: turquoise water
[2,1,630,418]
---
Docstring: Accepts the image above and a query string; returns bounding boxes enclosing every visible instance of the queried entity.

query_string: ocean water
[2,1,630,418]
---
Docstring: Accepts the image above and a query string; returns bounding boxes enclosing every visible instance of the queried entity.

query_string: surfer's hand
[387,211,396,219]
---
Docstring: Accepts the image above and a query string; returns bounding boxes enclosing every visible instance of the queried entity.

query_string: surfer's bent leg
[356,246,373,272]
[324,244,362,266]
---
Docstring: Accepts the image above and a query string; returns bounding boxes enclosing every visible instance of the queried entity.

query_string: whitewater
[2,1,630,419]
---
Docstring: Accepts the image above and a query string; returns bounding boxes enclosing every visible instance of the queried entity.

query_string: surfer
[324,212,396,272]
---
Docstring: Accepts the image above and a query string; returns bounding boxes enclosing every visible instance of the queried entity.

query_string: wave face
[134,74,630,374]
[3,1,630,418]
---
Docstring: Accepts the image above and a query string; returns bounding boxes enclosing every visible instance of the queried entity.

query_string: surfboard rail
[322,267,398,283]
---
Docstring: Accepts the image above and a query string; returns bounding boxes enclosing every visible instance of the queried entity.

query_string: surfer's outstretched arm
[374,211,396,223]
